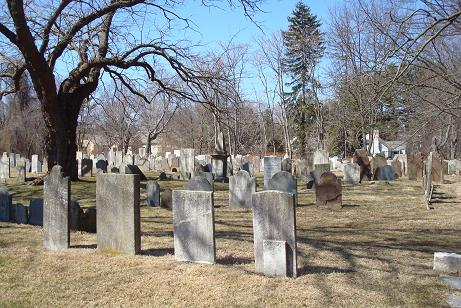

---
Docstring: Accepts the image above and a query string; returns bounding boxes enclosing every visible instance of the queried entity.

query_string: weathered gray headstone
[0,188,12,221]
[173,190,215,264]
[14,203,28,224]
[434,252,461,273]
[343,163,360,184]
[43,165,70,250]
[267,171,297,204]
[31,154,41,173]
[179,148,195,180]
[263,240,288,277]
[96,174,140,255]
[29,199,44,226]
[137,159,150,173]
[147,180,160,206]
[263,156,281,189]
[160,188,173,209]
[252,191,297,277]
[313,149,329,165]
[447,159,461,175]
[115,151,123,167]
[229,170,256,209]
[0,152,10,183]
[376,165,396,181]
[16,158,26,184]
[123,154,134,165]
[183,175,213,191]
[193,171,214,186]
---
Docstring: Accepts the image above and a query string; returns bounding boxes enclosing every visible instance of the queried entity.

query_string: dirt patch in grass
[1,174,460,306]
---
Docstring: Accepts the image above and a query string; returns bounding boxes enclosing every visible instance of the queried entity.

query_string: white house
[365,130,406,159]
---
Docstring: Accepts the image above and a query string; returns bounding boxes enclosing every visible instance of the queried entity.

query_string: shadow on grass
[141,247,174,256]
[299,265,355,275]
[217,255,253,265]
[342,204,361,208]
[70,244,97,249]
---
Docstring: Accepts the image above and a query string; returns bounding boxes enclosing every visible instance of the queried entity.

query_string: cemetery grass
[1,173,461,307]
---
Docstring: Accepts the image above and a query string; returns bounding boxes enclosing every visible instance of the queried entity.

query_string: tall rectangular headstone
[146,180,160,206]
[96,174,140,255]
[179,148,195,180]
[343,163,360,184]
[9,153,16,167]
[0,188,12,221]
[31,154,41,173]
[229,170,256,209]
[173,190,215,264]
[0,152,10,183]
[79,158,93,177]
[29,199,44,226]
[252,190,297,277]
[263,156,281,189]
[43,165,70,250]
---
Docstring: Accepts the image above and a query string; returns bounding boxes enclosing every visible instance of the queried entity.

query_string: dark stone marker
[281,158,292,173]
[43,165,70,250]
[252,191,297,277]
[29,199,44,226]
[183,175,213,192]
[376,165,396,181]
[79,158,93,177]
[158,171,167,180]
[79,207,96,233]
[96,174,140,255]
[173,190,215,264]
[147,180,160,206]
[15,203,28,224]
[315,172,342,208]
[160,188,173,209]
[0,188,12,222]
[69,201,80,231]
[96,160,108,173]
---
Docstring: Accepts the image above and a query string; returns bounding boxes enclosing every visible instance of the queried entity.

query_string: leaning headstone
[267,171,297,204]
[183,175,213,191]
[263,156,281,189]
[97,174,141,255]
[0,188,12,221]
[281,158,292,173]
[43,165,70,250]
[263,240,289,277]
[179,148,195,180]
[146,180,160,206]
[160,188,173,209]
[315,172,342,208]
[375,165,396,181]
[14,203,28,224]
[252,191,297,277]
[229,170,256,209]
[29,199,44,226]
[343,163,360,184]
[79,158,93,177]
[96,174,141,254]
[173,190,215,264]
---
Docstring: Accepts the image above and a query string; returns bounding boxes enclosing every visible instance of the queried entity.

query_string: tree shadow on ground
[141,247,174,256]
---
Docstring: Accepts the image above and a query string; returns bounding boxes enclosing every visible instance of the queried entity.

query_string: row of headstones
[0,165,298,278]
[0,153,46,182]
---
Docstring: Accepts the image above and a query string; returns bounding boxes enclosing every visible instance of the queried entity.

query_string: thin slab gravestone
[0,153,10,183]
[29,199,44,226]
[263,240,288,277]
[43,165,70,250]
[15,203,28,224]
[147,180,160,206]
[160,188,173,209]
[263,156,281,189]
[96,174,141,255]
[267,171,297,204]
[179,148,195,180]
[229,170,256,209]
[252,190,297,277]
[16,158,26,183]
[343,163,360,184]
[172,190,215,264]
[281,158,292,173]
[0,188,12,221]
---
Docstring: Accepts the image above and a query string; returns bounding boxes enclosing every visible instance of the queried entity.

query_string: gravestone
[281,158,292,173]
[343,163,360,184]
[408,153,423,180]
[194,171,213,186]
[431,153,444,183]
[31,154,41,173]
[0,152,10,183]
[42,158,48,173]
[240,161,251,175]
[315,172,342,208]
[263,240,288,277]
[110,167,120,173]
[115,151,123,167]
[179,148,195,180]
[263,156,281,189]
[313,149,329,165]
[229,170,256,209]
[97,174,140,255]
[252,191,297,277]
[95,160,108,173]
[295,159,310,179]
[124,154,134,165]
[134,154,141,165]
[16,157,27,184]
[376,165,396,181]
[353,149,372,182]
[43,165,70,250]
[14,203,28,224]
[267,171,297,204]
[447,160,461,175]
[160,188,173,209]
[147,180,160,206]
[9,153,16,167]
[391,160,402,178]
[29,199,44,226]
[79,158,93,177]
[173,190,215,264]
[0,188,12,221]
[183,175,213,191]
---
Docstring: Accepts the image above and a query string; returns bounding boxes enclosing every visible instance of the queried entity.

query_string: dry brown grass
[1,172,461,307]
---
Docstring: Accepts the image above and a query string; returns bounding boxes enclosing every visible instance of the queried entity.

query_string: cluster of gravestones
[0,152,46,184]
